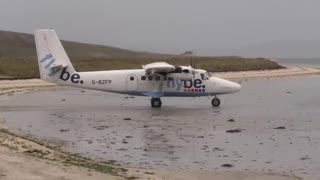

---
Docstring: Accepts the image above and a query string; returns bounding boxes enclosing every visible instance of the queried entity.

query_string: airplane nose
[232,82,241,92]
[213,77,241,94]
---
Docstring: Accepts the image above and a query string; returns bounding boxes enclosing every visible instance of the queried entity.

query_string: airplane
[34,29,241,108]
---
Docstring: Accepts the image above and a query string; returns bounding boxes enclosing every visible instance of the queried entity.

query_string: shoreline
[0,67,317,180]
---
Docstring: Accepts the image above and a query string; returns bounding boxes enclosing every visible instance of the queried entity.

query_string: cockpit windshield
[200,72,210,80]
[204,72,212,77]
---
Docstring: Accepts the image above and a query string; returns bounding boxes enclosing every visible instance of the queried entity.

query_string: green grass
[63,156,117,175]
[0,57,282,78]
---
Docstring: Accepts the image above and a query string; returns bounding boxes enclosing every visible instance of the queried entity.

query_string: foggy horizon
[1,0,320,57]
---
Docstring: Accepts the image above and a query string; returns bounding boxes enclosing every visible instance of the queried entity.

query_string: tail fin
[34,29,75,82]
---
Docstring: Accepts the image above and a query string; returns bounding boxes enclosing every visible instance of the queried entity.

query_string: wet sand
[1,75,320,179]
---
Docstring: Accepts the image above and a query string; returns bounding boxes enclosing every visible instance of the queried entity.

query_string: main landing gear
[151,98,162,108]
[211,97,221,107]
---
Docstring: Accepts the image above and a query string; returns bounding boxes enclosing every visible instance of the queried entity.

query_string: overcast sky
[1,0,320,55]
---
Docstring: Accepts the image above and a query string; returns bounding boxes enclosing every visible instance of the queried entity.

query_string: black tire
[211,98,220,107]
[151,98,162,108]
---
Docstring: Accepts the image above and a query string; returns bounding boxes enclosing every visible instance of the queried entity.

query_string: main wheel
[151,98,162,108]
[211,98,220,107]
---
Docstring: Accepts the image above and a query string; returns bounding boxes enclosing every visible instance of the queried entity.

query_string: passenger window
[141,76,146,80]
[155,76,160,81]
[130,76,134,81]
[148,76,153,81]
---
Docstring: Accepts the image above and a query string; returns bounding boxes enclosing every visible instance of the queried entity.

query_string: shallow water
[0,76,320,178]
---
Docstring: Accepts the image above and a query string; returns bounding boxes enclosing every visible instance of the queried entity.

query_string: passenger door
[126,75,138,91]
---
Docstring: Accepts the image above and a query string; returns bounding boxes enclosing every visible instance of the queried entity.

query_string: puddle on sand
[0,76,320,179]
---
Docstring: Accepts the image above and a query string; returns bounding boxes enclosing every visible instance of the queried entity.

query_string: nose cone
[211,77,241,94]
[220,80,241,94]
[231,82,241,93]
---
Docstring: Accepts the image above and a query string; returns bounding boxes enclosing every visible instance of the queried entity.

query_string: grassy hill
[0,30,168,59]
[0,30,282,78]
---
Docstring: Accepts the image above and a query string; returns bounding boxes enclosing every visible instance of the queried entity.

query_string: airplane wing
[142,62,175,75]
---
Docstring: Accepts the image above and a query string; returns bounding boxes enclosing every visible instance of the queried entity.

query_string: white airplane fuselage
[56,67,241,97]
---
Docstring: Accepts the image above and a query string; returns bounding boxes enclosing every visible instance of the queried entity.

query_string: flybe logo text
[167,79,205,90]
[40,53,59,76]
[60,67,84,84]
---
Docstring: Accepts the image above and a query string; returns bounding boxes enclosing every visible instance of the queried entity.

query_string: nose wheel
[211,97,220,107]
[151,98,162,108]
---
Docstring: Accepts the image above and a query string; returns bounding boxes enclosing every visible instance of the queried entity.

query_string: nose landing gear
[151,98,162,108]
[211,97,220,107]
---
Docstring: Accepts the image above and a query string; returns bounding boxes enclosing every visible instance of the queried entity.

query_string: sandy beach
[215,67,320,80]
[0,67,319,180]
